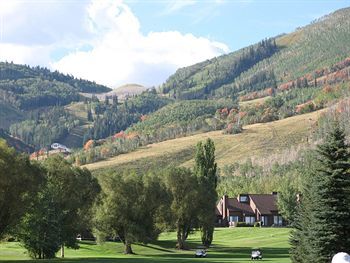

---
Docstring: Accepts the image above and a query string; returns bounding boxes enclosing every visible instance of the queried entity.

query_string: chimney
[222,195,228,221]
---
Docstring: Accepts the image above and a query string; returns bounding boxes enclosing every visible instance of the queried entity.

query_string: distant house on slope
[216,193,284,227]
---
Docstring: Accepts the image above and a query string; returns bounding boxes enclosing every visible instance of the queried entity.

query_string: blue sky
[128,0,350,51]
[0,0,348,88]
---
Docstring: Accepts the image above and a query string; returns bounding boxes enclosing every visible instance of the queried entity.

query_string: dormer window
[239,194,249,203]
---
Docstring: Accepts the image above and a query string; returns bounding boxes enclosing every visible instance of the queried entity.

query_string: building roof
[227,198,255,215]
[249,194,278,215]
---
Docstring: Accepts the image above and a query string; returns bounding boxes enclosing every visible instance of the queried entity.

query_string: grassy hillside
[84,109,323,172]
[80,84,148,102]
[161,7,350,100]
[113,84,148,97]
[0,228,291,262]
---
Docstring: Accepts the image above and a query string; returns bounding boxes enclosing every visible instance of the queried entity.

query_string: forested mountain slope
[0,62,111,111]
[161,7,350,100]
[0,63,112,149]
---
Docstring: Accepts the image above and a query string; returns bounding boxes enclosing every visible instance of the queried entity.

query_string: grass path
[0,228,291,262]
[84,110,324,172]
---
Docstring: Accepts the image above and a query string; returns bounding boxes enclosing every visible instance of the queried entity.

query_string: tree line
[84,90,171,141]
[0,138,218,258]
[161,38,278,100]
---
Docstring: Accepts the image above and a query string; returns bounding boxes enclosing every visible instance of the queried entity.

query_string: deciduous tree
[94,171,164,254]
[0,140,42,238]
[194,139,218,247]
[164,167,200,249]
[18,155,100,259]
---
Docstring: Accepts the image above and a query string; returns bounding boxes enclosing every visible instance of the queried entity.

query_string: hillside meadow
[0,228,291,262]
[84,109,324,172]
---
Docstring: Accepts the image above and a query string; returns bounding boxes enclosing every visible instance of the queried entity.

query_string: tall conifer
[290,123,350,262]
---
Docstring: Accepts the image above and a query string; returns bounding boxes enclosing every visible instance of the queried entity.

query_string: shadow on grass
[0,246,290,262]
[137,243,174,253]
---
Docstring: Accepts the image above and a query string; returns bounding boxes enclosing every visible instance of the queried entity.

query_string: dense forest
[84,90,171,141]
[161,38,278,100]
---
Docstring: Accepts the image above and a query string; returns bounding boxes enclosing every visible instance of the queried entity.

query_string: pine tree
[194,138,217,247]
[87,107,93,122]
[311,123,350,262]
[290,163,317,263]
[290,123,350,263]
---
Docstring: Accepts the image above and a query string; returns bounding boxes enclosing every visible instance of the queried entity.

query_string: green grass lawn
[0,228,291,262]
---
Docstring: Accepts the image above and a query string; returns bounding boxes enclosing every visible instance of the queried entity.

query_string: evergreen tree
[87,107,93,122]
[194,138,218,247]
[290,164,317,263]
[290,123,350,263]
[104,96,109,106]
[112,95,118,110]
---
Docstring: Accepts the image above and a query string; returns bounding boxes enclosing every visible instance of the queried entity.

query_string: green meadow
[0,228,291,262]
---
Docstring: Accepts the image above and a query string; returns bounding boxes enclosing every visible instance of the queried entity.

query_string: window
[245,216,255,225]
[273,216,283,226]
[229,216,239,222]
[261,216,268,226]
[239,195,248,202]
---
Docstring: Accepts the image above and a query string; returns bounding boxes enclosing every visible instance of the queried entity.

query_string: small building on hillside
[216,193,284,227]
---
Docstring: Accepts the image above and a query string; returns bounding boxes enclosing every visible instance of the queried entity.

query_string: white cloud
[0,0,229,88]
[163,0,197,14]
[0,43,51,65]
[0,1,21,16]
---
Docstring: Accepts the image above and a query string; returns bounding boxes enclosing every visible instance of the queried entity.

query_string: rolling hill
[84,109,323,173]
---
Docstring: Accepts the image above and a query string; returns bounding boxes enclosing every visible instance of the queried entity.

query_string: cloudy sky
[0,0,348,88]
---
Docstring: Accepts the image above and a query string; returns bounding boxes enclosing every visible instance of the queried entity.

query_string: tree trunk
[61,244,64,258]
[176,228,186,250]
[124,241,134,254]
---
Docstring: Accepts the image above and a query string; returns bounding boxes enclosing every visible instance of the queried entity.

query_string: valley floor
[0,228,291,262]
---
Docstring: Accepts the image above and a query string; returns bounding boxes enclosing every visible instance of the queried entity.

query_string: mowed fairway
[0,228,291,262]
[84,110,324,172]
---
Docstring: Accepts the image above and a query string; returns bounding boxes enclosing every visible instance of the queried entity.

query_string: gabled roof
[249,194,278,215]
[227,198,255,215]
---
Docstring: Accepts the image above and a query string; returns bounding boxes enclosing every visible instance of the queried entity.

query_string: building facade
[216,193,283,227]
